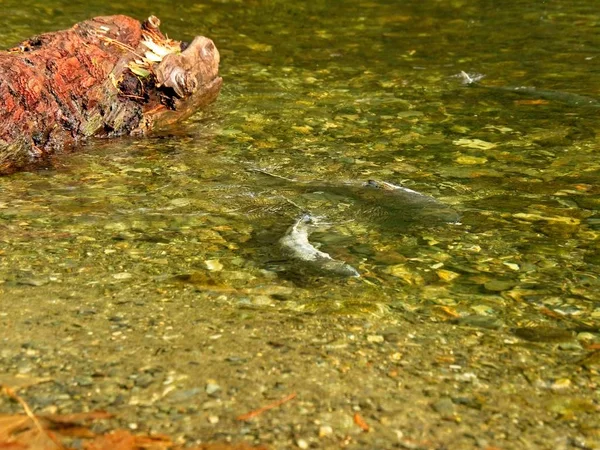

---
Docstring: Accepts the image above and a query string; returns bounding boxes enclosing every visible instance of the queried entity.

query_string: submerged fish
[277,180,459,277]
[356,179,460,225]
[296,179,460,227]
[249,170,460,278]
[458,71,600,107]
[279,214,360,278]
[249,168,456,219]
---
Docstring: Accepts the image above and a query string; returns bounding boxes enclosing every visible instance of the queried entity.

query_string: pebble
[483,279,516,292]
[296,438,309,449]
[453,138,496,150]
[367,335,384,344]
[205,259,223,271]
[205,381,221,396]
[550,378,571,390]
[207,415,219,424]
[558,342,582,351]
[436,269,460,282]
[432,397,456,420]
[389,352,403,361]
[165,388,201,403]
[576,332,598,343]
[502,262,520,271]
[384,265,423,285]
[201,400,222,410]
[17,364,33,374]
[104,222,128,231]
[135,373,154,388]
[16,277,48,287]
[318,425,333,438]
[75,376,94,386]
[251,295,275,306]
[170,198,191,207]
[470,304,495,315]
[112,272,133,280]
[455,155,488,165]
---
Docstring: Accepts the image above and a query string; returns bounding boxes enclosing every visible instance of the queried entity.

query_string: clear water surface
[1,0,598,319]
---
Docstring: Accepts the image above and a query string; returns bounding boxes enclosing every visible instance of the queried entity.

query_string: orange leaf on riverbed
[353,412,370,432]
[83,430,174,449]
[1,385,268,450]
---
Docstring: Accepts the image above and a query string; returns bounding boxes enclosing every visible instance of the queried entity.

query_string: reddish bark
[0,15,222,174]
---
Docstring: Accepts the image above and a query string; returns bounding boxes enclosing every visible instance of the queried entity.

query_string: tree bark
[0,15,222,174]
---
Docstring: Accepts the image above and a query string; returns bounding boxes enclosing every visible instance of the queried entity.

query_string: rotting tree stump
[0,15,222,174]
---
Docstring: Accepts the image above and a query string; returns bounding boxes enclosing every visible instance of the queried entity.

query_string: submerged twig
[0,384,63,447]
[1,385,44,435]
[247,168,297,183]
[456,70,485,85]
[236,392,297,421]
[280,195,304,211]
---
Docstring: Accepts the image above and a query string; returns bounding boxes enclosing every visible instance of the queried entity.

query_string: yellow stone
[455,155,488,165]
[247,43,272,52]
[453,138,497,149]
[437,269,460,282]
[384,265,423,285]
[205,259,223,272]
[513,213,580,225]
[292,125,313,134]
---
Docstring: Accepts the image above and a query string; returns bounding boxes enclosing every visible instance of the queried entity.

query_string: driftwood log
[0,15,222,174]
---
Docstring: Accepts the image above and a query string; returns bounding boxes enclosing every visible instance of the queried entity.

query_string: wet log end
[0,15,223,174]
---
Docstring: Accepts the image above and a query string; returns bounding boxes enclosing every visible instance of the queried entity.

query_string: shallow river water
[1,1,599,449]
